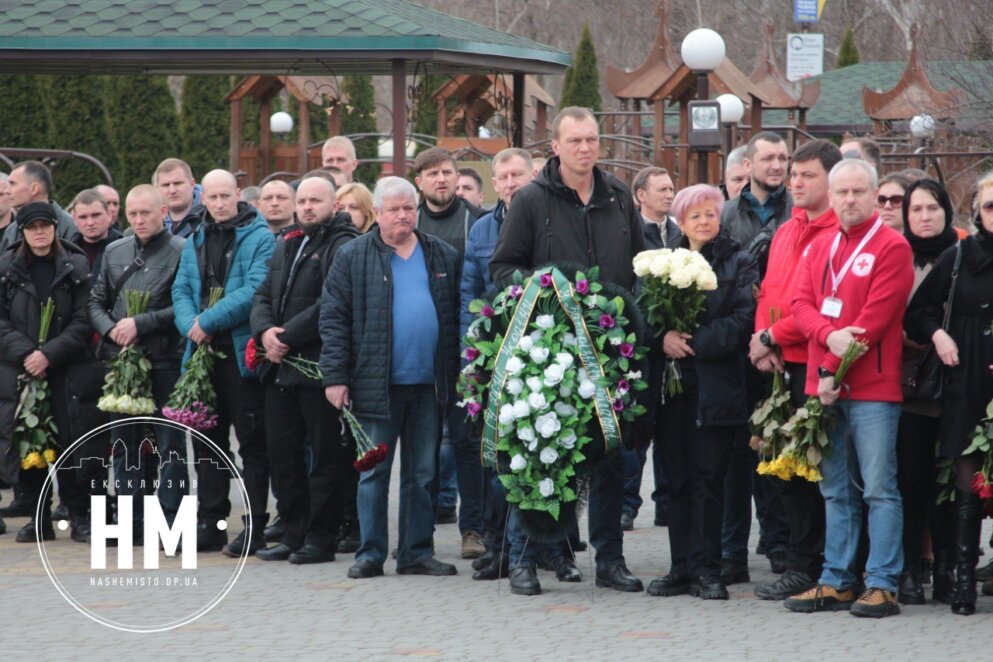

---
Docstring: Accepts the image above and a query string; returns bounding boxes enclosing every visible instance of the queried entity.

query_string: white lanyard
[828,219,882,296]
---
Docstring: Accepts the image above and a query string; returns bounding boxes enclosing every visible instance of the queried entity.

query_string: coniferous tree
[559,25,601,111]
[180,76,232,180]
[836,26,861,69]
[104,75,179,195]
[340,75,380,184]
[0,76,49,150]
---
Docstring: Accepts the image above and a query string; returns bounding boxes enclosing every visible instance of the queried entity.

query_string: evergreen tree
[180,76,231,180]
[836,26,861,69]
[559,24,601,111]
[340,75,380,184]
[0,76,49,150]
[968,25,993,60]
[559,65,575,108]
[40,75,117,204]
[104,75,180,195]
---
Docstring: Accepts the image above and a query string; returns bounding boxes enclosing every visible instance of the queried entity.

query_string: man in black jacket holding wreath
[251,177,358,564]
[490,106,645,595]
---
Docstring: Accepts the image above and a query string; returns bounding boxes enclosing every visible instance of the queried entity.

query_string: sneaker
[755,569,817,601]
[621,510,635,531]
[784,584,857,613]
[850,588,900,618]
[460,530,486,559]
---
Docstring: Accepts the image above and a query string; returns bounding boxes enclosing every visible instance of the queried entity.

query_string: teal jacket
[172,204,275,376]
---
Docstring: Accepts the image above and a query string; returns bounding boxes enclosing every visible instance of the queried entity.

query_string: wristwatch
[759,330,772,347]
[817,366,834,379]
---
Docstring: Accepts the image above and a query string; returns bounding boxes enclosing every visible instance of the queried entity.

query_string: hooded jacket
[489,157,645,291]
[251,212,359,387]
[172,202,275,376]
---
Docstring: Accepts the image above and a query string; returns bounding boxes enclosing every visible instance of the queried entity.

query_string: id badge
[820,296,843,319]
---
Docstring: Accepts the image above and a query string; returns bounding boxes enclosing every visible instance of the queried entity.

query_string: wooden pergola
[0,0,570,177]
[750,21,820,148]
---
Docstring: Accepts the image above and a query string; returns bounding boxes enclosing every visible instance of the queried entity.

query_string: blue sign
[794,0,819,22]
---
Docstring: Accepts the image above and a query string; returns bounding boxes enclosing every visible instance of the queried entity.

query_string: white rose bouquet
[98,290,157,415]
[634,248,719,395]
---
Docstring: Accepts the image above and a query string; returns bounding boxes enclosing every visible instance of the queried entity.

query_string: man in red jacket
[784,159,914,618]
[749,140,842,601]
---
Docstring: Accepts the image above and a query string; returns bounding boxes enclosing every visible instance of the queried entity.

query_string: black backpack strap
[108,237,167,308]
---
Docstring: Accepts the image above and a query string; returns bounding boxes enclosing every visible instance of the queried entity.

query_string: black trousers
[658,376,736,578]
[195,352,268,526]
[773,362,825,577]
[265,383,352,549]
[896,410,940,568]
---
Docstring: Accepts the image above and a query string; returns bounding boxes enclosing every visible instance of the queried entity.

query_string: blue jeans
[622,441,669,517]
[506,505,571,569]
[111,367,187,524]
[355,385,440,567]
[818,400,903,593]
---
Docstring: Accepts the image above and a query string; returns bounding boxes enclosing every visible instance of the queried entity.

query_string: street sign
[786,33,824,81]
[794,0,826,23]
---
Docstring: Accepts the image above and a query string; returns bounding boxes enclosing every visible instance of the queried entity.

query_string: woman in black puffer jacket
[0,202,95,542]
[646,184,758,602]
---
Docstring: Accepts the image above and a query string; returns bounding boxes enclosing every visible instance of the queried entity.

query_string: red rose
[972,472,987,496]
[245,338,261,370]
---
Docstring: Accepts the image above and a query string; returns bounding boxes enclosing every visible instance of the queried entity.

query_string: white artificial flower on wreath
[510,454,526,471]
[609,336,623,346]
[555,352,574,368]
[512,400,531,419]
[539,478,555,497]
[535,314,555,330]
[528,438,539,451]
[526,376,543,392]
[563,332,578,346]
[506,378,524,396]
[529,346,550,364]
[625,370,642,381]
[559,383,573,398]
[543,363,564,386]
[578,380,596,399]
[528,391,549,411]
[499,404,515,425]
[506,356,525,375]
[518,335,534,352]
[539,446,559,464]
[535,412,562,438]
[530,330,543,343]
[559,430,578,449]
[585,296,599,309]
[553,401,577,418]
[518,426,537,443]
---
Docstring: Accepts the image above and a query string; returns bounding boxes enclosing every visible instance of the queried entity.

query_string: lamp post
[681,28,726,184]
[716,93,744,161]
[910,113,943,185]
[270,111,294,137]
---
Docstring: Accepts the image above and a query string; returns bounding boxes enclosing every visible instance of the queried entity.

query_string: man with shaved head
[89,185,188,542]
[251,177,359,564]
[259,179,297,235]
[172,168,276,556]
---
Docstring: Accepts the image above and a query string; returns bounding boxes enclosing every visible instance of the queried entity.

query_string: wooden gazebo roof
[226,76,345,105]
[605,0,680,100]
[750,22,820,110]
[862,23,965,121]
[650,60,773,107]
[431,74,555,138]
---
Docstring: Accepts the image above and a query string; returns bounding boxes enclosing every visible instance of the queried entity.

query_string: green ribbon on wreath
[481,267,621,469]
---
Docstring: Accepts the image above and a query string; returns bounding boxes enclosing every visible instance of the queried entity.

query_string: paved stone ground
[2,458,992,661]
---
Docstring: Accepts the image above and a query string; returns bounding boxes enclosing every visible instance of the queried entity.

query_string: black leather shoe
[595,563,644,592]
[898,569,926,605]
[509,566,541,595]
[434,506,457,525]
[554,556,583,582]
[0,512,6,535]
[755,569,817,601]
[264,516,285,543]
[347,559,384,579]
[720,559,750,585]
[221,523,265,558]
[70,514,91,544]
[571,539,588,552]
[654,509,668,527]
[768,551,787,575]
[256,543,298,561]
[396,556,457,576]
[689,575,729,600]
[52,503,70,522]
[975,558,993,582]
[620,510,635,531]
[16,517,54,543]
[290,543,335,565]
[336,521,361,554]
[472,554,509,581]
[472,549,494,571]
[0,498,33,518]
[647,572,690,597]
[195,524,228,552]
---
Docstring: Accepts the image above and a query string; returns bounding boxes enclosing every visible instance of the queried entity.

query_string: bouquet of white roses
[634,248,718,395]
[98,289,157,415]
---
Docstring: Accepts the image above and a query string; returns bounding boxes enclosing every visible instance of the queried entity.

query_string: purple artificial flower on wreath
[509,285,523,299]
[617,379,630,394]
[466,401,482,417]
[612,397,625,412]
[464,347,480,361]
[599,314,615,329]
[575,279,589,295]
[619,342,634,358]
[539,273,553,288]
[481,304,495,318]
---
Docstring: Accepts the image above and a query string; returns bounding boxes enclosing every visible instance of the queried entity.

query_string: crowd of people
[0,107,991,619]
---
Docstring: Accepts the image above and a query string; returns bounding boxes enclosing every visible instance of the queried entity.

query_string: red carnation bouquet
[244,337,321,380]
[340,406,388,472]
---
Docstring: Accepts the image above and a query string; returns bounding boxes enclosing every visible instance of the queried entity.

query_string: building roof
[0,0,570,75]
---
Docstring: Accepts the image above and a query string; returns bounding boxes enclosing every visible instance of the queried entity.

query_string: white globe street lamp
[681,28,727,184]
[910,113,936,139]
[270,111,294,136]
[681,28,726,72]
[716,94,745,125]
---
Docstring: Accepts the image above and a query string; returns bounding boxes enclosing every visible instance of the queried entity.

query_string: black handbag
[901,243,962,401]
